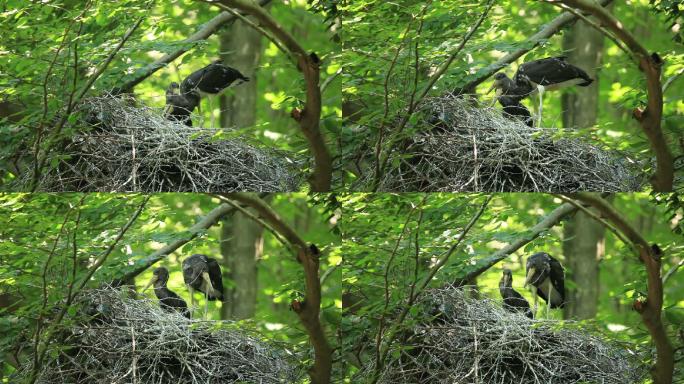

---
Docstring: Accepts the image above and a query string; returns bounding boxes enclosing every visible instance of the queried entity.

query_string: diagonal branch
[114,0,272,94]
[454,199,579,285]
[457,0,614,94]
[111,202,239,286]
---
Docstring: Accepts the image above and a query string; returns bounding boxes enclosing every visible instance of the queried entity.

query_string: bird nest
[357,286,644,384]
[19,94,301,192]
[17,287,302,384]
[365,94,644,192]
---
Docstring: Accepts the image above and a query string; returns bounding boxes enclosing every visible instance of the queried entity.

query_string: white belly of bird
[199,272,221,297]
[537,276,562,306]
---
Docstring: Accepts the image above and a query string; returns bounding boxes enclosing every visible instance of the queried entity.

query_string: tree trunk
[219,17,263,320]
[220,209,264,320]
[561,19,606,320]
[219,14,261,129]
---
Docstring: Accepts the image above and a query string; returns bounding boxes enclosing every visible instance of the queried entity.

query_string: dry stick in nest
[368,96,643,192]
[23,288,300,384]
[363,287,644,384]
[26,95,300,192]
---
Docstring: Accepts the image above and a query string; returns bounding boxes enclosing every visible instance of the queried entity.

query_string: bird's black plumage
[182,254,224,301]
[499,269,533,319]
[498,95,533,127]
[164,82,199,126]
[489,72,534,99]
[146,267,190,318]
[180,60,249,97]
[515,56,593,89]
[524,252,565,309]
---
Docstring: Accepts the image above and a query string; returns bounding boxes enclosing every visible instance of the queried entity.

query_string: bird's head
[166,82,180,96]
[501,268,513,287]
[487,72,510,94]
[524,253,549,287]
[144,267,169,291]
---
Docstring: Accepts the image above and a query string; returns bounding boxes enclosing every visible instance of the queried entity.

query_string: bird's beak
[143,276,158,292]
[523,268,535,287]
[486,80,500,94]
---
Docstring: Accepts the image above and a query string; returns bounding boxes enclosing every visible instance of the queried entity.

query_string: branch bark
[111,203,239,286]
[222,193,332,384]
[207,0,332,191]
[454,200,579,285]
[113,0,272,94]
[546,0,673,191]
[567,193,674,384]
[457,0,614,94]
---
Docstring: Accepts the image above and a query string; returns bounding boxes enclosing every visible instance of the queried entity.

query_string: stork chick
[144,267,190,319]
[182,254,224,319]
[524,252,565,318]
[180,60,250,128]
[499,269,533,319]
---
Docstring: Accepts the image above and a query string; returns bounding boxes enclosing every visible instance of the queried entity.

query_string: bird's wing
[548,258,566,308]
[206,259,225,300]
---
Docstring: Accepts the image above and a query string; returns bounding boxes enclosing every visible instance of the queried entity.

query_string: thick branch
[208,0,332,191]
[548,0,673,191]
[223,193,332,384]
[114,0,272,94]
[111,203,238,285]
[454,200,579,284]
[569,192,674,384]
[458,0,613,94]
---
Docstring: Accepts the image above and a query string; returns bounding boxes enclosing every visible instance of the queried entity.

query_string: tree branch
[206,0,332,191]
[222,193,332,384]
[545,0,673,191]
[567,192,674,384]
[111,202,239,286]
[458,0,614,94]
[454,200,579,285]
[113,0,272,94]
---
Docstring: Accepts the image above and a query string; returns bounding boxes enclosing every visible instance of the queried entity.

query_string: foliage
[0,193,341,382]
[340,0,683,190]
[339,193,684,382]
[0,0,340,190]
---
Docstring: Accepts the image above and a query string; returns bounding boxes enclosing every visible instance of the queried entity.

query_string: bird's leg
[204,291,209,320]
[187,285,195,318]
[536,84,545,127]
[546,279,553,319]
[197,101,202,128]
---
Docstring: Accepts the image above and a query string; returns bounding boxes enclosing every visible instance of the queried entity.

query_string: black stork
[488,56,593,126]
[497,95,533,127]
[180,60,250,128]
[182,254,224,319]
[164,82,200,127]
[144,267,191,319]
[499,269,533,319]
[523,252,565,318]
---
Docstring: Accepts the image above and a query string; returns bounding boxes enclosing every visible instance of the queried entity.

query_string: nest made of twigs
[17,287,301,384]
[357,286,644,384]
[363,94,644,192]
[18,94,301,192]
